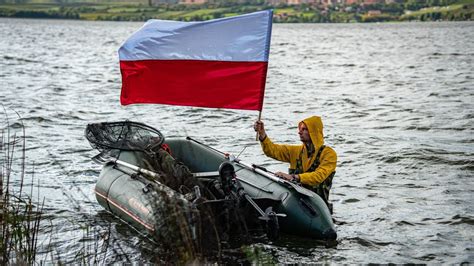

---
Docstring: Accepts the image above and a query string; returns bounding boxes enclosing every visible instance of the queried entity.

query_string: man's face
[298,123,311,143]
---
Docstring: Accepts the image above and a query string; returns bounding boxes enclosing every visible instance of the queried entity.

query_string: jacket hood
[300,116,324,150]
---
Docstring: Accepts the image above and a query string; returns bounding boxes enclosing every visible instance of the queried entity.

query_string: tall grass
[1,110,43,264]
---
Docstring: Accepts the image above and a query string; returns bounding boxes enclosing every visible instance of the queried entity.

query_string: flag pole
[256,110,262,141]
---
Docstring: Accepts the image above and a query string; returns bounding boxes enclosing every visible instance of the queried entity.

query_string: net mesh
[85,121,164,152]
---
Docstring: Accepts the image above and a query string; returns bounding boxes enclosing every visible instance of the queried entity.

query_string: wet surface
[1,18,473,263]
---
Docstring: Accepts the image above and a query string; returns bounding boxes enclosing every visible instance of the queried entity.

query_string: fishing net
[85,121,164,152]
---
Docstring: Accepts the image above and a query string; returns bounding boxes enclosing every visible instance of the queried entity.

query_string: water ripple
[1,19,473,264]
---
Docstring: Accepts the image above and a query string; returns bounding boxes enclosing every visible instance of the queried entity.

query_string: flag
[118,10,273,111]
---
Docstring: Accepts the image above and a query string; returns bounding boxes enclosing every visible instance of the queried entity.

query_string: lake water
[1,18,473,263]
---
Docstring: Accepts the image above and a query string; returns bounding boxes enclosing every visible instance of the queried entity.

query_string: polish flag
[119,10,273,111]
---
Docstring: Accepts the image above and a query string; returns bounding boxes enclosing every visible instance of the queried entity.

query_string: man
[254,116,337,212]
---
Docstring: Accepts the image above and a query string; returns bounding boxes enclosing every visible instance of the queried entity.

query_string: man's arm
[254,120,293,162]
[260,136,293,162]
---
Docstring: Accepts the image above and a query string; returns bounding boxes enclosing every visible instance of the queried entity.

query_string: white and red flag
[118,10,273,111]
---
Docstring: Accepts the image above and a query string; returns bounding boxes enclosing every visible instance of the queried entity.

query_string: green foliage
[329,10,357,22]
[379,2,405,14]
[455,0,474,4]
[361,13,396,22]
[0,0,472,22]
[0,4,79,18]
[242,245,277,264]
[400,2,473,21]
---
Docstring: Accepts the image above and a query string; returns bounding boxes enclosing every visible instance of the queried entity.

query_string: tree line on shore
[0,0,472,22]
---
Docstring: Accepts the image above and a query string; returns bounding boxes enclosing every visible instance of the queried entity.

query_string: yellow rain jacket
[260,116,337,201]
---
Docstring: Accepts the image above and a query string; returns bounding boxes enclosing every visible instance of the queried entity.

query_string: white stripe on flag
[119,10,272,62]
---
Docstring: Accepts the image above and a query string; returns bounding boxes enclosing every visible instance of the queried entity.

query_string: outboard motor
[218,162,235,196]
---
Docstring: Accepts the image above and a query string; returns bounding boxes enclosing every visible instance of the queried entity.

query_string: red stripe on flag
[120,60,267,111]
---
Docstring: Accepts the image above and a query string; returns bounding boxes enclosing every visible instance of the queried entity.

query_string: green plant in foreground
[1,110,44,264]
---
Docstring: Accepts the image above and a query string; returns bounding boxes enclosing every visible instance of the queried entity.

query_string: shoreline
[1,16,473,23]
[0,2,472,23]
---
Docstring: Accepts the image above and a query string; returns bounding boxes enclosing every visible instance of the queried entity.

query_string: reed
[1,110,43,264]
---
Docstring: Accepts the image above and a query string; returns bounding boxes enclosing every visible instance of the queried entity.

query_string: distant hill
[0,0,472,22]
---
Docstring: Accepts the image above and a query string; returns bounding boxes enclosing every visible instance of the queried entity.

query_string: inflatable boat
[86,122,337,247]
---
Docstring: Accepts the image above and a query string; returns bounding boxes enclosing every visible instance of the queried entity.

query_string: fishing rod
[185,137,315,198]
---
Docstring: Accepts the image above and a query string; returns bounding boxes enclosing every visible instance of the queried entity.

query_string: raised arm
[254,120,293,163]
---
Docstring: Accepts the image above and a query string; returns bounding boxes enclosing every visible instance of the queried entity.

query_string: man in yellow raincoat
[254,116,337,212]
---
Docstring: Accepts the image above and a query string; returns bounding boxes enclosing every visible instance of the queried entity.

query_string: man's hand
[275,171,299,183]
[253,120,267,141]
